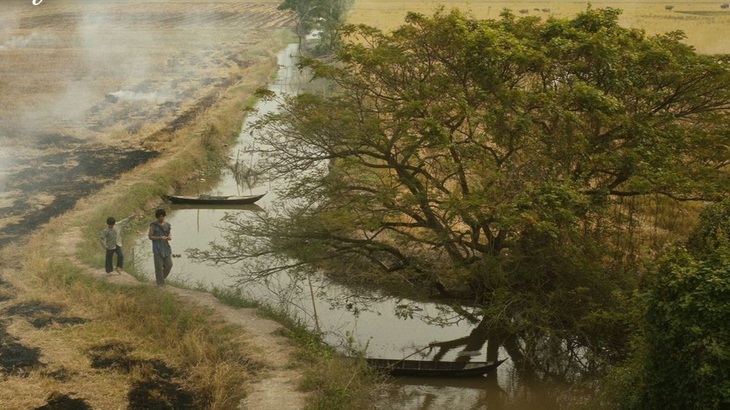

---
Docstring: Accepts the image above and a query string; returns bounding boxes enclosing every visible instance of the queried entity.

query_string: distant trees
[197,6,730,375]
[277,0,353,55]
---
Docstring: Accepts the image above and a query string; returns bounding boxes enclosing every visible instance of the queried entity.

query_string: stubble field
[0,0,294,247]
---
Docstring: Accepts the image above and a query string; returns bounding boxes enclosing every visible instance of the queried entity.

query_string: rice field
[346,0,730,54]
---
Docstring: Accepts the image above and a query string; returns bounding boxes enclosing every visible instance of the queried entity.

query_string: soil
[0,1,309,409]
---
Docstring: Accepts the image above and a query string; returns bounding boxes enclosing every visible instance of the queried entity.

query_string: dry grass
[0,0,296,144]
[346,0,730,54]
[0,246,257,409]
[5,49,291,410]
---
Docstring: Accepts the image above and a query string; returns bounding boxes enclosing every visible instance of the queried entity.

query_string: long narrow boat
[366,358,505,378]
[165,193,266,205]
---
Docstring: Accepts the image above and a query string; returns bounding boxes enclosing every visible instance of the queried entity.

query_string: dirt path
[170,287,309,410]
[100,269,310,410]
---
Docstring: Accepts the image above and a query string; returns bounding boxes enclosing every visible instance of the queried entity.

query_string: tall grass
[13,250,254,409]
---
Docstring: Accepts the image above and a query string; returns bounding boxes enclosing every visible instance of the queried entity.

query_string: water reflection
[383,377,506,410]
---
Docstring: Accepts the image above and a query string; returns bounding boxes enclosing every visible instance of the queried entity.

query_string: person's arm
[149,224,171,241]
[117,214,135,227]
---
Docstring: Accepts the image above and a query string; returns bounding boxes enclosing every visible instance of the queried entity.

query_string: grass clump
[292,327,380,410]
[205,287,382,410]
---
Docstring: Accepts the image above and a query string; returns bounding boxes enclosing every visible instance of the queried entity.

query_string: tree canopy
[242,7,728,281]
[194,6,730,377]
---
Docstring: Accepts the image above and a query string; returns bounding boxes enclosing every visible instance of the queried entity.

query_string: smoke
[106,91,173,103]
[0,31,60,50]
[0,2,237,140]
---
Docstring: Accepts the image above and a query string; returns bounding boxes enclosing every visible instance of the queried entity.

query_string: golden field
[346,0,730,54]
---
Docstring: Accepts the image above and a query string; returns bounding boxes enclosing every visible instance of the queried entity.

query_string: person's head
[155,209,166,220]
[106,216,116,226]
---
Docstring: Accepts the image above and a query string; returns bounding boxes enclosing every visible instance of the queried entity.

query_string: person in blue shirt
[148,208,173,285]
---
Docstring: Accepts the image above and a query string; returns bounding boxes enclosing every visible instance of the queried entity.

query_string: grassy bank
[3,251,254,408]
[0,26,377,409]
[210,288,381,410]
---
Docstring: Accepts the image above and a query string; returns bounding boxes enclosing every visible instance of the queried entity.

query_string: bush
[687,199,730,257]
[612,200,730,410]
[635,246,730,409]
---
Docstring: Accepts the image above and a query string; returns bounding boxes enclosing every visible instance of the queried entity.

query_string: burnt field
[0,135,158,248]
[0,1,295,407]
[0,0,294,248]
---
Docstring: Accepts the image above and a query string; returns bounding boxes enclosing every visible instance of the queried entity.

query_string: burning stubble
[0,1,288,141]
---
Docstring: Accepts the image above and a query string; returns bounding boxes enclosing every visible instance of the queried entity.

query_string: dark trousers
[153,253,173,285]
[105,246,124,273]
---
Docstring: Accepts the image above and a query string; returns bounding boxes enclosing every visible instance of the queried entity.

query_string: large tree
[195,7,729,374]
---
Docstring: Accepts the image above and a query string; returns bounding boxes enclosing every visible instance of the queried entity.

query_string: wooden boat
[169,203,264,212]
[366,358,505,378]
[165,193,265,205]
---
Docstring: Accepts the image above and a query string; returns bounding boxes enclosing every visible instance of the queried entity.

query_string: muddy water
[131,44,569,410]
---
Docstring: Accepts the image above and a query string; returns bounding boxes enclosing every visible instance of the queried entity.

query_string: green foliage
[634,247,729,409]
[687,199,730,257]
[608,202,730,410]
